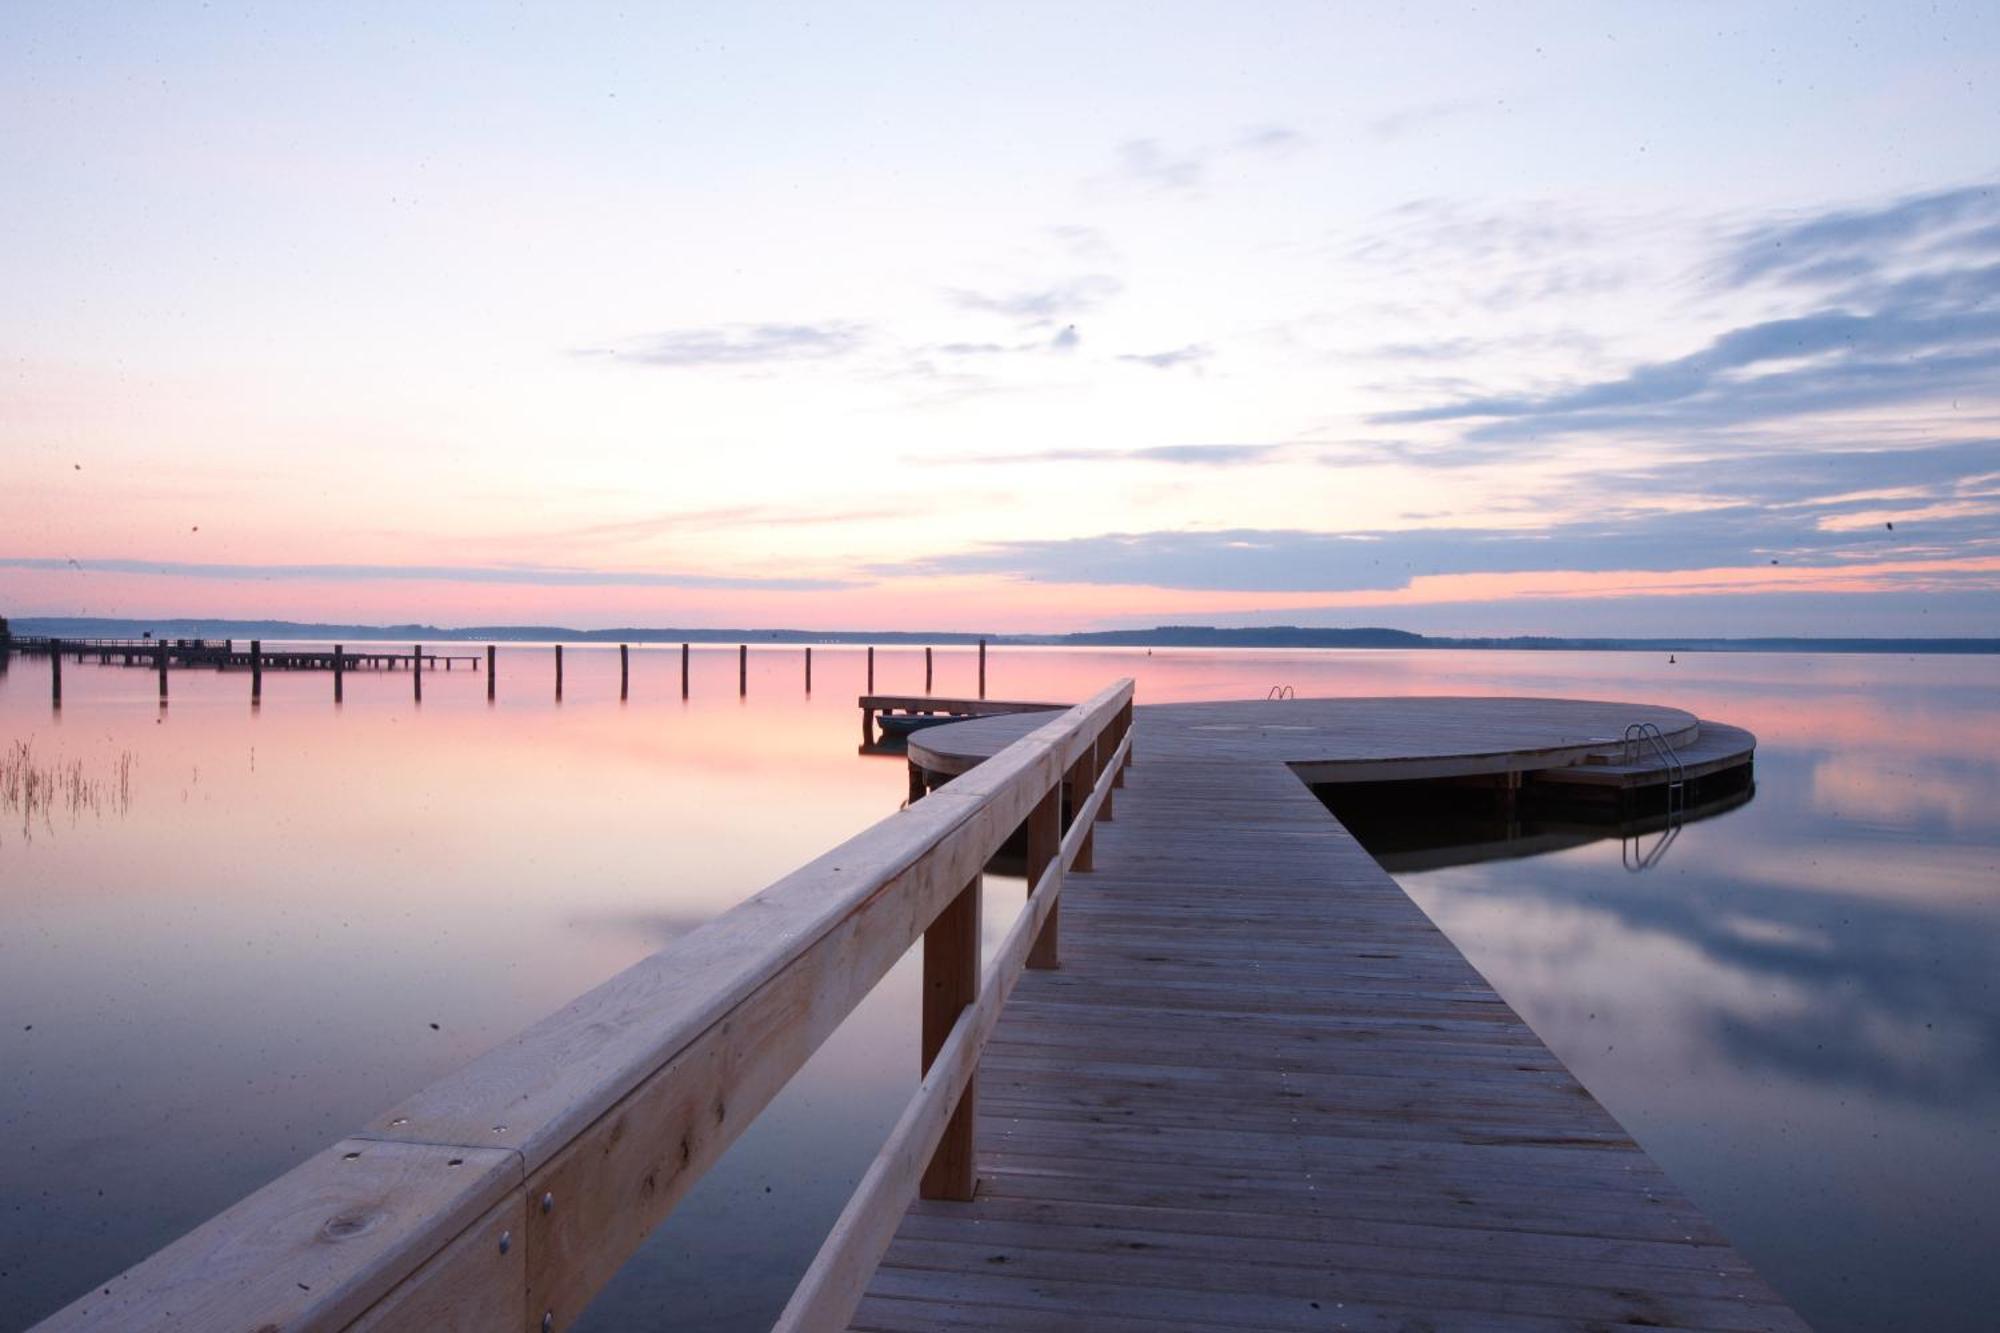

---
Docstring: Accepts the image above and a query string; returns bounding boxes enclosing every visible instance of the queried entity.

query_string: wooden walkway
[853,743,1805,1329]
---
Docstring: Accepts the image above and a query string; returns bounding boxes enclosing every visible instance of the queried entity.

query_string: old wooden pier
[37,684,1793,1332]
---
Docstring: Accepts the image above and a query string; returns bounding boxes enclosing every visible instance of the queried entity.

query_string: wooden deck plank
[850,718,1805,1330]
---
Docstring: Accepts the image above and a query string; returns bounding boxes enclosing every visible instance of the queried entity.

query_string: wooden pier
[853,700,1789,1330]
[35,686,1795,1332]
[10,637,480,672]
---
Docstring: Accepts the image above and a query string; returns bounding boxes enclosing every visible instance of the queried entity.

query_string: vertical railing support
[919,875,981,1201]
[867,645,875,692]
[1026,783,1061,969]
[978,639,986,699]
[1115,700,1132,785]
[925,646,933,694]
[1064,744,1096,873]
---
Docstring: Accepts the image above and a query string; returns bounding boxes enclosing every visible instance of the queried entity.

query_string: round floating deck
[911,695,1708,784]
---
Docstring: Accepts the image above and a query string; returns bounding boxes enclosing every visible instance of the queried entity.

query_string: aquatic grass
[0,738,134,844]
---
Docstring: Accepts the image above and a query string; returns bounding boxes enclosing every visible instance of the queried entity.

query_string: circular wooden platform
[910,695,1705,784]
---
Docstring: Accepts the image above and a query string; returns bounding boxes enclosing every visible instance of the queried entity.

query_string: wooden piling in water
[156,640,168,701]
[739,644,748,696]
[805,645,812,693]
[413,644,423,702]
[978,639,986,699]
[681,642,690,699]
[50,640,61,707]
[334,645,344,703]
[486,644,495,700]
[925,645,933,693]
[620,644,629,701]
[555,644,563,700]
[250,640,263,704]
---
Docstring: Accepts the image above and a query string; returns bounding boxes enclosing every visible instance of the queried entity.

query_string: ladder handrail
[1622,721,1686,828]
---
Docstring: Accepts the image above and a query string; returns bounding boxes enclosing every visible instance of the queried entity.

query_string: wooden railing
[37,679,1136,1333]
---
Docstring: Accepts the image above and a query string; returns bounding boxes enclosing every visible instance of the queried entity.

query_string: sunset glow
[4,4,1997,635]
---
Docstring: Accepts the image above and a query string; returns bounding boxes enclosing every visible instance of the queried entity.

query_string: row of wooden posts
[39,639,988,706]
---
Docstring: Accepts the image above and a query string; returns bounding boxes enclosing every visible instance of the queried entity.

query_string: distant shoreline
[10,616,1997,655]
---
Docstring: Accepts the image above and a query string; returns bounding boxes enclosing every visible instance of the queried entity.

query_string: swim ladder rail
[36,682,1136,1333]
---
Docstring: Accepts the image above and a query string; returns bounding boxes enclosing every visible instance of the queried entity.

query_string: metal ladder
[1619,722,1686,872]
[1621,721,1686,819]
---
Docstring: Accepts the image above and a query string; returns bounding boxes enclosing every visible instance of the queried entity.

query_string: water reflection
[1,645,1995,1332]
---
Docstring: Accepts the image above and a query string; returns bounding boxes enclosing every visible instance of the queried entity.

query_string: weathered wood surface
[850,729,1806,1331]
[911,696,1704,780]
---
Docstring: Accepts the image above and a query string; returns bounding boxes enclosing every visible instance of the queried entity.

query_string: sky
[2,1,1998,636]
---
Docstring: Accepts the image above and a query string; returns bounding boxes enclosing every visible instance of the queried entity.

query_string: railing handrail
[37,677,1136,1332]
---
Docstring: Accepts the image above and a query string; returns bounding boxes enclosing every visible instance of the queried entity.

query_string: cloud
[945,275,1121,324]
[1366,98,1488,141]
[925,443,1283,468]
[1719,183,2000,288]
[1111,138,1205,193]
[580,322,868,367]
[1235,125,1307,154]
[0,556,858,592]
[1099,127,1306,195]
[873,477,2000,591]
[1379,307,2000,437]
[1378,181,2000,443]
[1047,224,1114,261]
[1118,343,1210,371]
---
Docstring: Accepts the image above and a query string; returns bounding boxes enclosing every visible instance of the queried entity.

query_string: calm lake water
[2,645,1995,1331]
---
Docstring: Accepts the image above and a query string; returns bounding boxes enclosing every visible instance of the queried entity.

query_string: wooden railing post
[1115,700,1132,786]
[1064,744,1096,873]
[925,646,933,693]
[867,645,875,692]
[920,875,981,1201]
[978,639,986,699]
[1026,783,1062,969]
[1097,733,1115,821]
